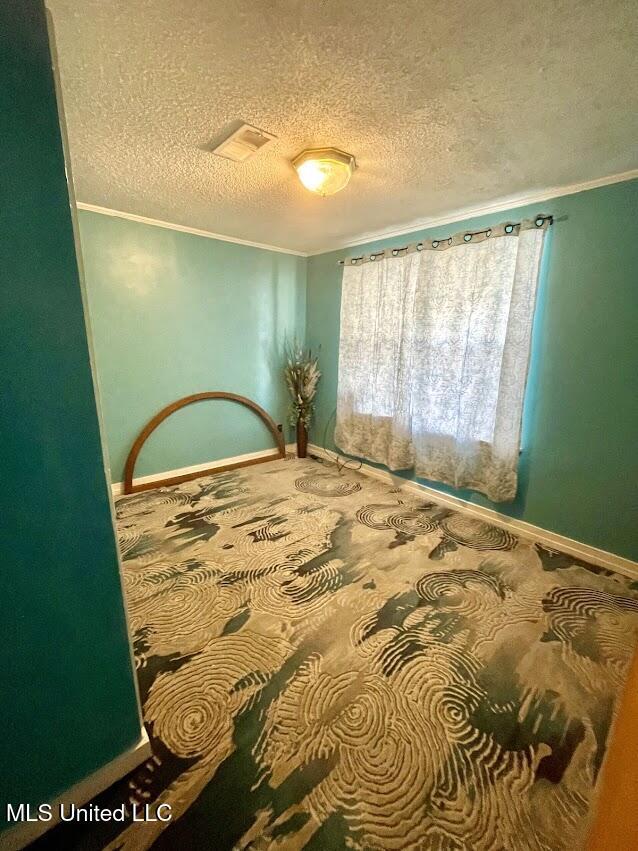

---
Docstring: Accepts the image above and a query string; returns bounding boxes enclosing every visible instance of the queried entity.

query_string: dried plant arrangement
[283,340,321,457]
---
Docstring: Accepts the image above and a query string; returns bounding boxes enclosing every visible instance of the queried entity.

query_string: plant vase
[296,419,308,458]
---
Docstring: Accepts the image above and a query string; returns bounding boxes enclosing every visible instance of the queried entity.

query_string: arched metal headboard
[123,392,285,494]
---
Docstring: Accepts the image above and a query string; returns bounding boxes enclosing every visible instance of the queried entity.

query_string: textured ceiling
[47,0,638,254]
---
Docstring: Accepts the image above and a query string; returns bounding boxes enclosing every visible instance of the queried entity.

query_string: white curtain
[335,224,547,501]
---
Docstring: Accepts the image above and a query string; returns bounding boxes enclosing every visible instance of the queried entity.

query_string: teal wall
[306,180,638,561]
[1,0,141,831]
[77,211,306,483]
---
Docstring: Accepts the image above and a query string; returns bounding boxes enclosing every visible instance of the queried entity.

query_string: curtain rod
[337,214,553,266]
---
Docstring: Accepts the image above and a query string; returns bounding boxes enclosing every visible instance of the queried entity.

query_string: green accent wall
[1,0,141,831]
[77,211,306,483]
[306,179,638,562]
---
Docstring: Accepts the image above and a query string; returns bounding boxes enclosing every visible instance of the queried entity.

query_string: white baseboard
[111,444,297,496]
[308,444,638,580]
[0,728,151,851]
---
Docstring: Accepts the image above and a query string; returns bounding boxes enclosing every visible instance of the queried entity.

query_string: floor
[36,457,638,850]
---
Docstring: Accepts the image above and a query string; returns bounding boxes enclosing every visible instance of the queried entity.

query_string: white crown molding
[75,202,308,257]
[307,444,638,579]
[78,169,637,258]
[111,445,297,496]
[0,728,151,851]
[305,168,638,255]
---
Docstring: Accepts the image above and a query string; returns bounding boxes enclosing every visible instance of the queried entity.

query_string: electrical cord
[310,408,363,475]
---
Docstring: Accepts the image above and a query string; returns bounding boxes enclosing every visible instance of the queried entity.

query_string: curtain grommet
[464,233,472,242]
[432,240,439,248]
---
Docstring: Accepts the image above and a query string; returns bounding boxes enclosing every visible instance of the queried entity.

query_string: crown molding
[305,168,638,256]
[77,168,637,258]
[75,202,308,257]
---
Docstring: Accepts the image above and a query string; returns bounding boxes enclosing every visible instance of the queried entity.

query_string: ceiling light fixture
[292,147,356,196]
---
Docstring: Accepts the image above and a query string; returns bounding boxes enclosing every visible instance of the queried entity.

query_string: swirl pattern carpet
[37,458,638,850]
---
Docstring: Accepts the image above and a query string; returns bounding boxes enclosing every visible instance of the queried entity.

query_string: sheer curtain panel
[335,222,547,501]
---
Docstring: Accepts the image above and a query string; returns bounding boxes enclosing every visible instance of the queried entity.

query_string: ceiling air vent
[211,123,276,162]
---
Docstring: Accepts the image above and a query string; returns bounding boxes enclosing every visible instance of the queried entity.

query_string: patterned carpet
[38,457,638,850]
